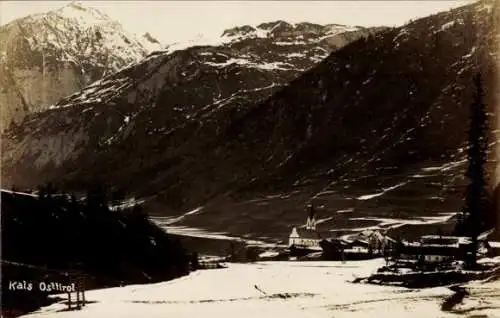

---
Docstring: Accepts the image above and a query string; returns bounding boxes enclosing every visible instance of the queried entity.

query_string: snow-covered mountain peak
[220,20,365,44]
[257,20,290,31]
[2,1,163,57]
[0,1,163,130]
[141,32,163,52]
[163,21,371,55]
[54,1,112,26]
[143,32,161,44]
[221,25,258,38]
[323,23,364,35]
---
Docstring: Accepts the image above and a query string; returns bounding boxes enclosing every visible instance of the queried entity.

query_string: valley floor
[21,258,500,318]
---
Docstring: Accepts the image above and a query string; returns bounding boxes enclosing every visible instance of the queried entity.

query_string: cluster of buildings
[288,208,391,260]
[288,208,498,266]
[392,230,497,268]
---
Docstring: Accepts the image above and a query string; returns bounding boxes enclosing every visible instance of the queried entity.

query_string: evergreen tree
[457,73,489,266]
[37,185,47,201]
[111,188,126,204]
[190,252,200,271]
[45,183,55,200]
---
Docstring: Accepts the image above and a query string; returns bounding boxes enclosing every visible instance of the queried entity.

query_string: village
[276,70,500,286]
[284,203,500,286]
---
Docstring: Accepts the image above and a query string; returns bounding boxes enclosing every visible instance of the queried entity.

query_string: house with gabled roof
[393,229,496,268]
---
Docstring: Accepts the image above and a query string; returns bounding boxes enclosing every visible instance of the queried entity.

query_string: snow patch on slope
[149,221,282,248]
[164,34,228,54]
[350,213,457,229]
[356,182,407,200]
[204,58,301,71]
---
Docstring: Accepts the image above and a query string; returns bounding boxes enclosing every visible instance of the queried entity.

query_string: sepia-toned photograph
[0,0,499,317]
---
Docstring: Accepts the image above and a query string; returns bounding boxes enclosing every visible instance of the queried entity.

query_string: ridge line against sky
[0,1,475,45]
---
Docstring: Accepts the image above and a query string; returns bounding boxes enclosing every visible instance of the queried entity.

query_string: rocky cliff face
[0,1,162,131]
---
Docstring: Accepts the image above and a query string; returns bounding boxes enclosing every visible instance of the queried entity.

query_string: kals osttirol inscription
[8,280,76,292]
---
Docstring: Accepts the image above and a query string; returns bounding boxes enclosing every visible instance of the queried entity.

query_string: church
[288,205,323,252]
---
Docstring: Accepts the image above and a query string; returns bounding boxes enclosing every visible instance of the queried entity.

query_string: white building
[288,211,322,250]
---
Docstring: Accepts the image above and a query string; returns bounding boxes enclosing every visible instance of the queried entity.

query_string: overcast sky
[1,1,475,44]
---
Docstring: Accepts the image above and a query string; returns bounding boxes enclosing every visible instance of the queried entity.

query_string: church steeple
[305,203,316,230]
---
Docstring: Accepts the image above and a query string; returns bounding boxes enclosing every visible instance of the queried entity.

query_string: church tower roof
[305,203,317,230]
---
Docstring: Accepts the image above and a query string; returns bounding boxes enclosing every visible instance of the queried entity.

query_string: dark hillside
[0,188,191,316]
[121,0,498,211]
[138,0,499,241]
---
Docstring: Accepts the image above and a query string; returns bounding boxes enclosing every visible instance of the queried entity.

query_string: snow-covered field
[22,259,500,318]
[151,215,284,248]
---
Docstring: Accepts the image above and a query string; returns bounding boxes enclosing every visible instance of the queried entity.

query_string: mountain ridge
[1,18,385,192]
[3,1,499,242]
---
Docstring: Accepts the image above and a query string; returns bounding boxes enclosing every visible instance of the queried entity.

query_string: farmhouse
[394,232,495,267]
[353,229,392,255]
[319,230,396,261]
